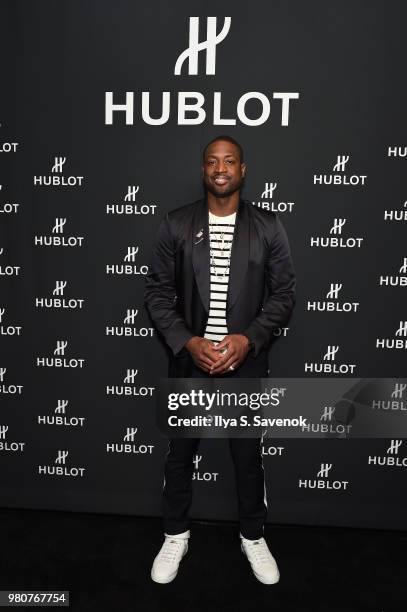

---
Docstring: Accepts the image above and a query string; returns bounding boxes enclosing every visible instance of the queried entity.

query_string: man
[144,135,296,584]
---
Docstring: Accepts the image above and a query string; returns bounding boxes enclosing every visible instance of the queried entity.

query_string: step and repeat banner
[1,1,406,529]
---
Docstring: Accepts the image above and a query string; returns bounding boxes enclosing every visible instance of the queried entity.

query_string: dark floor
[0,508,405,611]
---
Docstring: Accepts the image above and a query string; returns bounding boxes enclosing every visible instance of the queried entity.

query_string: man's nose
[216,160,227,173]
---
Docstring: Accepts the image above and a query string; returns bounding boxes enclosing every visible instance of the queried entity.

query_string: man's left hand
[209,334,250,375]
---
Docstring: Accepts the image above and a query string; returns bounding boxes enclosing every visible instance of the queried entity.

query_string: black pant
[162,358,269,540]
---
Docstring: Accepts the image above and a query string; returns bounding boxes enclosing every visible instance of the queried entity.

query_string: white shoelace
[158,538,185,564]
[243,539,273,564]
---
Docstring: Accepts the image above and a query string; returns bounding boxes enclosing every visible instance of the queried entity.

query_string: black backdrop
[1,1,406,529]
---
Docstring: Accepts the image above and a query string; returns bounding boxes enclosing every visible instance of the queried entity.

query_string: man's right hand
[184,336,221,373]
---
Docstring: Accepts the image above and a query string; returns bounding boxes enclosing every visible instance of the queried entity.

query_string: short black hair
[202,135,244,163]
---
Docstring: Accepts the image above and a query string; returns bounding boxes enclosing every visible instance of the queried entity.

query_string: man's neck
[207,191,240,216]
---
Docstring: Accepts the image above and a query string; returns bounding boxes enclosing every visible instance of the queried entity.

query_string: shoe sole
[253,569,280,585]
[241,543,280,585]
[151,545,188,584]
[151,569,178,584]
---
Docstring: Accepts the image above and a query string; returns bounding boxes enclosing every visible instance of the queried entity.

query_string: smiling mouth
[213,176,230,185]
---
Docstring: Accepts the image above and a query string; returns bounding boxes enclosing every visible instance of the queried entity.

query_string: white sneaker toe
[151,535,189,584]
[240,536,280,585]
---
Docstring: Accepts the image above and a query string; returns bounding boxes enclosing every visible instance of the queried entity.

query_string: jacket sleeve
[242,215,296,358]
[144,212,195,357]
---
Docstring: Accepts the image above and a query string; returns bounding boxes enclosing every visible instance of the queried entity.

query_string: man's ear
[241,162,247,177]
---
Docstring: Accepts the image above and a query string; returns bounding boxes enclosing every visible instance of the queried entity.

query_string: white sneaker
[151,530,190,584]
[240,535,280,585]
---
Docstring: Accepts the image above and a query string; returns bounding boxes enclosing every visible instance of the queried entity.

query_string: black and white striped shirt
[203,210,237,346]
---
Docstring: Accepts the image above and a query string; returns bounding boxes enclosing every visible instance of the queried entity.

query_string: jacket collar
[191,194,250,315]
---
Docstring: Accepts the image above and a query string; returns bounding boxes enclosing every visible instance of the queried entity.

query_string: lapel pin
[194,228,204,244]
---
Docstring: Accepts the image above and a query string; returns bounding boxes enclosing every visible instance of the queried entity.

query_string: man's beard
[203,177,244,198]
